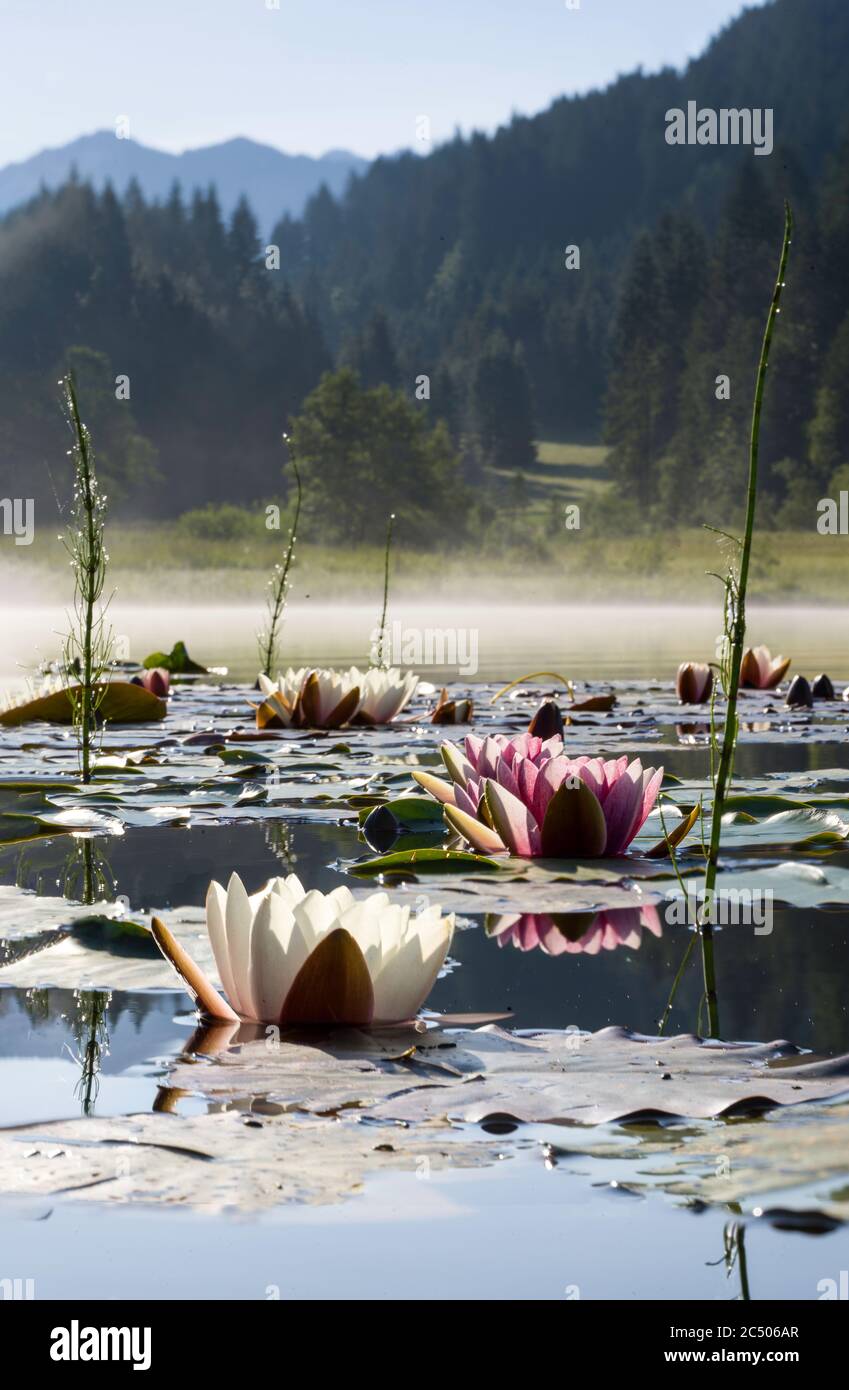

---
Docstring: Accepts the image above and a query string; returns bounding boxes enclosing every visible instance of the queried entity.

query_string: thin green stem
[700,202,793,1038]
[260,438,302,678]
[376,511,395,669]
[62,374,111,784]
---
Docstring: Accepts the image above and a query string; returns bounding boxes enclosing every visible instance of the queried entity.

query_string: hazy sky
[1,0,764,163]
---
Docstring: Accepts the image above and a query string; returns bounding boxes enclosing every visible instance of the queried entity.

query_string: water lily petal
[484,780,541,857]
[226,873,259,1016]
[248,892,299,1022]
[206,879,239,1011]
[539,781,607,857]
[444,802,506,854]
[279,928,374,1025]
[412,769,457,805]
[442,740,474,788]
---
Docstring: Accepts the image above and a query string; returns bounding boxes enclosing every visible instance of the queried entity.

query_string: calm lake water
[3,601,849,686]
[1,610,848,1300]
[2,817,849,1299]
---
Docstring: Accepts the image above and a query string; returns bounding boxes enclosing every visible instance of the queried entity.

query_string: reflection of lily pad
[0,781,75,844]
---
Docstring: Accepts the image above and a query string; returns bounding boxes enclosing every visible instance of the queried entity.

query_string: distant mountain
[0,131,368,232]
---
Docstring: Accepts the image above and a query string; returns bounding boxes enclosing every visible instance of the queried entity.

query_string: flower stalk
[259,435,302,679]
[376,512,395,669]
[699,202,793,1038]
[61,374,113,784]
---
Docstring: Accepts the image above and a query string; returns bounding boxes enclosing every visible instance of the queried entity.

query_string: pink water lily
[488,905,662,955]
[412,733,663,859]
[132,667,171,698]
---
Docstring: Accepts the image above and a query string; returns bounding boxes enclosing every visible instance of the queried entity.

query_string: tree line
[0,0,847,538]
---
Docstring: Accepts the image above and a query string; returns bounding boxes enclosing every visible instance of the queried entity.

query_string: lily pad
[142,640,209,675]
[164,1022,849,1127]
[349,848,502,875]
[0,682,166,727]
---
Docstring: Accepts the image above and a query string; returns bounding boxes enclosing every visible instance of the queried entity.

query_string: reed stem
[259,437,302,679]
[377,512,395,668]
[700,202,793,1038]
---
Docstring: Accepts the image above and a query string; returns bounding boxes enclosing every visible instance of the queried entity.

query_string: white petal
[205,879,239,1008]
[371,912,454,1022]
[293,888,338,948]
[248,893,299,1022]
[225,872,255,1017]
[271,873,306,907]
[338,900,384,973]
[326,885,354,917]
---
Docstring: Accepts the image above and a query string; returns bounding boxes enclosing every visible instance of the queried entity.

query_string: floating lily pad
[142,640,209,675]
[0,682,166,727]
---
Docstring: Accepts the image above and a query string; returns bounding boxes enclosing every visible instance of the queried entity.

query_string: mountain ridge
[0,130,368,232]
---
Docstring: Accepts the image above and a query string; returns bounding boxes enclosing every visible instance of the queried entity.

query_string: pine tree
[471,332,536,471]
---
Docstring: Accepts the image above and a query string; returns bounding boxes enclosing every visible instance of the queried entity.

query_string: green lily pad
[350,848,503,875]
[143,640,208,675]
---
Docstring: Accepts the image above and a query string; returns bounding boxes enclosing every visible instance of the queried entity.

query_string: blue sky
[1,0,765,163]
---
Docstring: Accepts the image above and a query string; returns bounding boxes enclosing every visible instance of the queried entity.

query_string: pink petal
[631,765,664,839]
[464,734,484,770]
[455,781,482,817]
[600,763,644,855]
[516,758,540,810]
[484,779,541,856]
[532,755,573,825]
[576,758,606,803]
[493,755,521,799]
[444,803,506,854]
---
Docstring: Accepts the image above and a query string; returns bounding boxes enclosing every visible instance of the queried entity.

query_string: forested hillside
[0,0,847,529]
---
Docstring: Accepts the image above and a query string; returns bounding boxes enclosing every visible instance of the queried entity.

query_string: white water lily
[152,873,453,1026]
[0,673,65,715]
[256,665,417,729]
[357,666,419,723]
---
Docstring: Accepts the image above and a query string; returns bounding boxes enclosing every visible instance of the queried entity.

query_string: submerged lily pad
[158,1022,849,1127]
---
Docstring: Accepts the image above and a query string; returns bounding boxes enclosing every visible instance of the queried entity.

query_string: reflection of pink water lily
[739,646,791,690]
[413,733,663,859]
[488,906,662,955]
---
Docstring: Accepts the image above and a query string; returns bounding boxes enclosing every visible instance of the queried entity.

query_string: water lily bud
[676,662,712,704]
[811,673,835,700]
[136,667,170,698]
[528,699,565,737]
[363,804,400,853]
[785,674,813,708]
[431,688,474,724]
[740,646,791,690]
